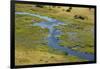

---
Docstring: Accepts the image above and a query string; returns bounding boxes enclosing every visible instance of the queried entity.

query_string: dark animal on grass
[40,59,43,61]
[66,9,71,12]
[69,7,72,10]
[51,56,54,58]
[74,15,86,20]
[36,5,44,8]
[66,7,72,12]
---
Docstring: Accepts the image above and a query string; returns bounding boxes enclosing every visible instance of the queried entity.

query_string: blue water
[16,12,94,61]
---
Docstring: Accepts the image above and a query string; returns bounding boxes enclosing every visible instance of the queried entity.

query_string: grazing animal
[36,5,44,8]
[69,7,72,10]
[74,15,86,20]
[66,7,72,12]
[79,16,85,20]
[66,9,71,12]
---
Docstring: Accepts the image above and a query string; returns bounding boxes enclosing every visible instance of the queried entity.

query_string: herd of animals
[35,5,92,20]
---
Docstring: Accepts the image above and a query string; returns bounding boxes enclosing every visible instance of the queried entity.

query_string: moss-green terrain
[15,3,95,65]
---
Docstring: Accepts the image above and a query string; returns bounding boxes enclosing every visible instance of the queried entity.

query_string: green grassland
[15,3,94,65]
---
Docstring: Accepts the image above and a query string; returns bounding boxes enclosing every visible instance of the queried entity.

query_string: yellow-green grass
[15,44,86,65]
[15,3,94,65]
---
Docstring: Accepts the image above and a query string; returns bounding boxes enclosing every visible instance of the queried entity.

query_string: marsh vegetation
[15,3,95,65]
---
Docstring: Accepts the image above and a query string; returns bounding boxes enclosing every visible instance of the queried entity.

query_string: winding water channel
[15,12,94,61]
